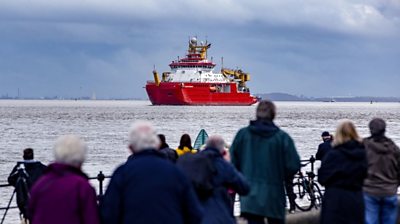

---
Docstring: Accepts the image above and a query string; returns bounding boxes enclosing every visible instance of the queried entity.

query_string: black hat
[321,131,330,137]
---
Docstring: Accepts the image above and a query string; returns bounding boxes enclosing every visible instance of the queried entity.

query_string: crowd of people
[5,100,400,224]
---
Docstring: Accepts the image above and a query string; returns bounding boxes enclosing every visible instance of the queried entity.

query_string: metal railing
[0,156,319,223]
[0,171,111,224]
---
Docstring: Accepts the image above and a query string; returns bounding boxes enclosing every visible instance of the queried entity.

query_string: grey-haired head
[206,135,226,153]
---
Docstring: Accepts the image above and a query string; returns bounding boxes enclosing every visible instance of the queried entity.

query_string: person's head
[54,135,87,168]
[369,118,386,137]
[321,131,331,142]
[205,135,226,153]
[23,148,34,160]
[178,134,192,149]
[157,134,168,149]
[256,100,276,121]
[128,121,160,153]
[333,120,361,146]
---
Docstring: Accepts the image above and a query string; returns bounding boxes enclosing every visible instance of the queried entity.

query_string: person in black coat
[100,121,203,224]
[198,135,250,224]
[8,148,46,220]
[318,120,368,224]
[316,131,333,161]
[157,134,178,163]
[8,148,47,188]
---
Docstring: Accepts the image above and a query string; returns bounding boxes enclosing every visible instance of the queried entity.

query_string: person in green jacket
[230,100,301,224]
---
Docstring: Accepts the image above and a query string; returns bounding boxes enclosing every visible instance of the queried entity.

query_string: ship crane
[221,68,251,92]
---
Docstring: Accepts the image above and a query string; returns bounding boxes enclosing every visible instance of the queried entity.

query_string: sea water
[0,100,399,223]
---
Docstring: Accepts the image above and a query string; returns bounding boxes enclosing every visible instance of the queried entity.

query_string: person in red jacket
[28,135,100,224]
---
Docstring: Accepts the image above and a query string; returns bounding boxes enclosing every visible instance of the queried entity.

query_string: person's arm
[318,151,339,186]
[284,134,301,177]
[80,183,101,224]
[229,129,244,171]
[100,166,124,224]
[315,144,323,160]
[223,161,250,196]
[181,178,204,224]
[7,164,19,186]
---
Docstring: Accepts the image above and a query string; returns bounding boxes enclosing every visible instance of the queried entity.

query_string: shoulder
[236,127,250,136]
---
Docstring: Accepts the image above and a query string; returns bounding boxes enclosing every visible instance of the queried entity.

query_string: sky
[0,0,399,99]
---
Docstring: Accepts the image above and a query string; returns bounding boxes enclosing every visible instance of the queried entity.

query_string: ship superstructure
[145,37,257,105]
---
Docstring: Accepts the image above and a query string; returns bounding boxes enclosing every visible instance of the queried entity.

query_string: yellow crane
[221,68,251,90]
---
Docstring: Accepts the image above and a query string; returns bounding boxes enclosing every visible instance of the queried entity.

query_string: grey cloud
[0,1,399,98]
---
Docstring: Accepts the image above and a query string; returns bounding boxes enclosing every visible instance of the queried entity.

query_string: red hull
[146,82,257,106]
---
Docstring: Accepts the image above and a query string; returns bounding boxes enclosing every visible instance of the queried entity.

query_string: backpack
[176,152,216,200]
[15,164,30,219]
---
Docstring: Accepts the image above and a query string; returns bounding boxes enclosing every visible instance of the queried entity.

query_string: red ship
[146,37,258,105]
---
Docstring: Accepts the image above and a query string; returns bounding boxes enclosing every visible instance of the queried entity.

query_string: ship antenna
[221,57,224,69]
[153,64,156,71]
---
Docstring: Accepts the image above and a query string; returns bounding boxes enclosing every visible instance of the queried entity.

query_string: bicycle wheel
[312,183,323,208]
[293,182,313,211]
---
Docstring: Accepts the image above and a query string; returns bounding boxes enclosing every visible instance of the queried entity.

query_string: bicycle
[293,163,323,211]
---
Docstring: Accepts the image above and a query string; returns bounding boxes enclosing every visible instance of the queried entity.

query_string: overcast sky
[0,0,399,98]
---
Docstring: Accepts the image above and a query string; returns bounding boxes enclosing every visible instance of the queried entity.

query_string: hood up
[248,119,279,138]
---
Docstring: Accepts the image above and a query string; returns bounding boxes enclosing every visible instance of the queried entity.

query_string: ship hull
[146,82,257,106]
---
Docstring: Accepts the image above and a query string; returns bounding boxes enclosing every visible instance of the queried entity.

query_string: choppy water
[1,100,399,223]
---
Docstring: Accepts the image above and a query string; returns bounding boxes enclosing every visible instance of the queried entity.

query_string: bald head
[206,135,225,152]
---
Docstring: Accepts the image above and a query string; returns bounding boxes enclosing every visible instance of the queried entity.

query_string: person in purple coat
[28,135,100,224]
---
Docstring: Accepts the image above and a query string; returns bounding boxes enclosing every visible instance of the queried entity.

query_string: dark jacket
[8,160,47,218]
[363,135,400,196]
[100,149,203,224]
[316,140,332,161]
[28,163,100,224]
[230,120,300,220]
[318,140,368,224]
[8,160,47,188]
[199,147,250,224]
[159,145,178,163]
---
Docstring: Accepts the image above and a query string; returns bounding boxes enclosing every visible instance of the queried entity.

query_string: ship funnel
[153,70,160,86]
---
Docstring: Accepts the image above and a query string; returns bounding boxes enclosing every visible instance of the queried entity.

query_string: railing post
[310,155,316,173]
[97,171,105,197]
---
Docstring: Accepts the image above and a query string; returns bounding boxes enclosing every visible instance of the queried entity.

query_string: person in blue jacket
[100,121,204,224]
[199,135,250,224]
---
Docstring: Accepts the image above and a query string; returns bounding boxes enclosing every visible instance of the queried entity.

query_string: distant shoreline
[1,92,399,103]
[257,93,400,103]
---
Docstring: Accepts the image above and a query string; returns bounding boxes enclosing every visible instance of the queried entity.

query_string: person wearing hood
[318,120,368,224]
[28,135,100,224]
[363,118,400,224]
[230,100,300,224]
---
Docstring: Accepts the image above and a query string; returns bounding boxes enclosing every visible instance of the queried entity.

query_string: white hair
[128,121,160,153]
[206,135,226,152]
[54,135,87,167]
